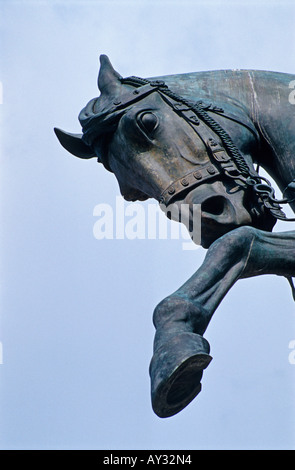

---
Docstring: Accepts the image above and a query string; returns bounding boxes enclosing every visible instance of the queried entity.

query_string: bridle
[113,75,295,222]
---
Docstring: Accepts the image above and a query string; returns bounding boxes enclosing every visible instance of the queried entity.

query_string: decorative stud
[181,179,189,187]
[207,166,216,175]
[193,171,202,180]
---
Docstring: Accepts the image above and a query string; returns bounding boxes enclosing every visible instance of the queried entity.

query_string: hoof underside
[149,332,212,418]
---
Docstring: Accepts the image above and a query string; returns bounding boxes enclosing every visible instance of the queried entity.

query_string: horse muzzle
[200,194,253,247]
[176,181,256,248]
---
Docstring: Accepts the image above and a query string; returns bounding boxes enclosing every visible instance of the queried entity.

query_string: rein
[119,75,295,222]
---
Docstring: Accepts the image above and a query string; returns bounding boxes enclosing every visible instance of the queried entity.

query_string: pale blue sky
[1,0,295,450]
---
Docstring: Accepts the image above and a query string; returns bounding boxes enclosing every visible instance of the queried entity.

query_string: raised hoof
[149,332,212,418]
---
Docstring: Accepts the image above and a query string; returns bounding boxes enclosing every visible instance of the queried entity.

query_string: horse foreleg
[150,226,295,417]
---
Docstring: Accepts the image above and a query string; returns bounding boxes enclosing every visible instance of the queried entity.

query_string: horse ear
[54,128,96,159]
[97,54,123,95]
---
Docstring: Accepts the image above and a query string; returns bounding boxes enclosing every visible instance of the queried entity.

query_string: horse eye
[138,112,158,134]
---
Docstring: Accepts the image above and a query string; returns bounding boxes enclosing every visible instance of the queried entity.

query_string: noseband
[112,75,295,221]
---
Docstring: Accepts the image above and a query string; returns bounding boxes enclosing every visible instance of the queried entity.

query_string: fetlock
[152,294,208,352]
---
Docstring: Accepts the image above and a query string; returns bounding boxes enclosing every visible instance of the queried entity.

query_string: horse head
[55,55,277,248]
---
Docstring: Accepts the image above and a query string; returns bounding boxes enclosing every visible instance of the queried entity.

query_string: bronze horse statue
[55,55,295,418]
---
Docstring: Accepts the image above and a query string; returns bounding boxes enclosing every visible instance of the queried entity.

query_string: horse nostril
[201,196,226,216]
